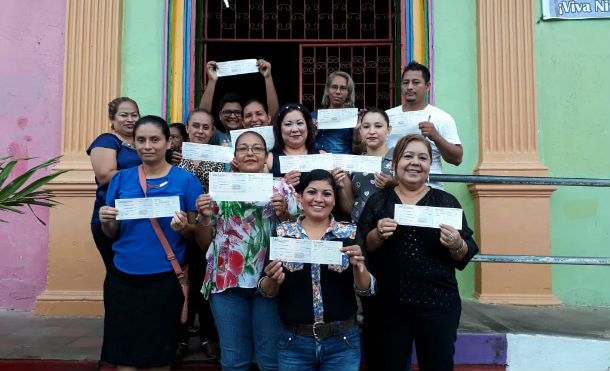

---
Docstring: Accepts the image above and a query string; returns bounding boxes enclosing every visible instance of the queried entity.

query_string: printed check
[209,172,273,202]
[394,204,462,230]
[216,59,259,77]
[279,153,335,173]
[181,142,234,163]
[270,237,343,265]
[332,154,382,173]
[316,108,359,129]
[115,196,181,220]
[230,126,275,149]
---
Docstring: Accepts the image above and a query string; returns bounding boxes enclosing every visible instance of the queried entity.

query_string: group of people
[87,60,478,371]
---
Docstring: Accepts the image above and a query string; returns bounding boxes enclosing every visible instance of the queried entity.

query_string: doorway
[195,0,396,123]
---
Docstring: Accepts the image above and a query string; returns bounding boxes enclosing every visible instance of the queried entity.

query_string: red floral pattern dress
[201,178,301,298]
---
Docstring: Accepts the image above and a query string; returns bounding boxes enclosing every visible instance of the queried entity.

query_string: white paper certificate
[230,126,275,149]
[115,196,181,220]
[270,237,343,265]
[316,108,359,129]
[394,204,463,230]
[332,154,382,173]
[181,142,234,163]
[216,59,259,77]
[279,154,335,173]
[209,172,273,202]
[385,110,431,147]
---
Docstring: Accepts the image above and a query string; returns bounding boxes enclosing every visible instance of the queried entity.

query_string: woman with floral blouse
[196,131,302,371]
[260,169,375,371]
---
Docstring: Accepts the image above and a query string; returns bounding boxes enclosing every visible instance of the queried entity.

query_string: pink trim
[400,0,407,105]
[428,0,435,104]
[189,0,196,111]
[161,0,169,118]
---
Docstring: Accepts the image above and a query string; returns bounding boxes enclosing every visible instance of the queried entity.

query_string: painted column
[470,0,560,304]
[35,0,123,315]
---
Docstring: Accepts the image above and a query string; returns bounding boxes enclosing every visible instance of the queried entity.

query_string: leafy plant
[0,156,69,225]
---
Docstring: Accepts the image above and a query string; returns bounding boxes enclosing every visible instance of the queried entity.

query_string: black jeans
[367,301,461,371]
[177,242,218,344]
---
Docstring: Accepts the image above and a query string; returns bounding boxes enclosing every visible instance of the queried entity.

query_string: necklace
[146,180,168,189]
[395,185,428,205]
[121,141,135,150]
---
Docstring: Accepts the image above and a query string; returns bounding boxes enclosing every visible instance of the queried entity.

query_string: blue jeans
[209,288,281,371]
[277,326,361,371]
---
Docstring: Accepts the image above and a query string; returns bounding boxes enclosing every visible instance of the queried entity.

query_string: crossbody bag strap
[137,165,188,323]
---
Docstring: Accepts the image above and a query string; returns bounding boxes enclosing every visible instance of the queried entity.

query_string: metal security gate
[197,0,396,112]
[300,43,393,111]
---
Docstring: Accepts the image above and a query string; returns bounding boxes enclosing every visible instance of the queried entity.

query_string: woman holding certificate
[98,115,206,370]
[268,103,324,182]
[350,108,395,223]
[88,97,141,271]
[175,108,224,361]
[313,71,358,154]
[196,131,302,371]
[357,134,478,371]
[259,169,374,371]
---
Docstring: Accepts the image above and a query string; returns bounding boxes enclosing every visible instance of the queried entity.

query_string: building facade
[0,0,607,314]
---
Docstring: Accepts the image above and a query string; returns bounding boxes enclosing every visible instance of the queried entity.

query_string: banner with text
[543,0,610,19]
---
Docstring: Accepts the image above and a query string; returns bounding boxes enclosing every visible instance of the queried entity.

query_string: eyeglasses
[328,84,348,92]
[235,145,266,154]
[221,110,242,117]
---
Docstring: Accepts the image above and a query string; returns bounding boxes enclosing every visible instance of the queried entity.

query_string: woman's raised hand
[341,244,366,272]
[373,171,394,189]
[439,223,462,251]
[170,211,189,232]
[331,167,347,189]
[257,59,272,78]
[196,194,213,218]
[206,61,218,82]
[264,259,285,285]
[376,218,398,239]
[270,194,288,218]
[285,170,301,188]
[99,206,119,224]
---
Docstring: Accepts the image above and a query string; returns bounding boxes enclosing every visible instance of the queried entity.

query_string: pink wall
[0,0,66,310]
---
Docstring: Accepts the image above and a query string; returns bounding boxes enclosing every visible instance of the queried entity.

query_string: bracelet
[450,240,466,255]
[195,213,211,226]
[257,276,277,298]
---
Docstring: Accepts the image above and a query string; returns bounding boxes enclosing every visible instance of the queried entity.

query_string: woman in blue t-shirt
[98,115,206,370]
[87,97,141,270]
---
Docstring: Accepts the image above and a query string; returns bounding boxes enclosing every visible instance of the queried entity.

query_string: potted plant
[0,156,69,225]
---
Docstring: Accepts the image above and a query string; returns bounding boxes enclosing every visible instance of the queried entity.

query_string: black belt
[282,317,357,341]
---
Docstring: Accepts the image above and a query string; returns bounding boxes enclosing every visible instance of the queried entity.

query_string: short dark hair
[234,130,268,153]
[297,169,338,197]
[243,98,268,114]
[108,97,139,120]
[133,115,170,140]
[361,107,390,127]
[272,104,317,153]
[169,123,188,140]
[219,93,243,112]
[402,61,431,83]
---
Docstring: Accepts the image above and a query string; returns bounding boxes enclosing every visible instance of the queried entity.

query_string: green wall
[534,2,610,306]
[121,0,164,116]
[433,0,479,298]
